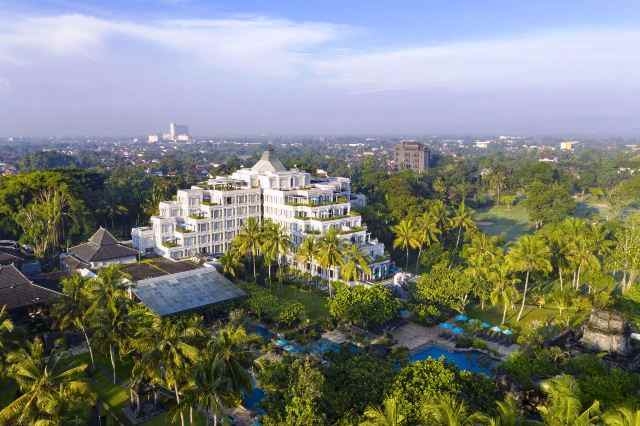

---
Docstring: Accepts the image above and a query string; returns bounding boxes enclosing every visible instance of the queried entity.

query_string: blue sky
[1,0,640,136]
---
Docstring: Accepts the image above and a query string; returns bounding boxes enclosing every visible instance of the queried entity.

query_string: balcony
[176,226,193,234]
[285,195,349,207]
[162,240,180,248]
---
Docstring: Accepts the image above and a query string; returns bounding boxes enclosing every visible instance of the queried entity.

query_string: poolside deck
[391,322,520,358]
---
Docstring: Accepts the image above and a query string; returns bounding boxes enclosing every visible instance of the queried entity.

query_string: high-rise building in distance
[393,140,430,173]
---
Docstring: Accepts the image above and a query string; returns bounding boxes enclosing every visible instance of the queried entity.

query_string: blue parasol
[454,314,469,322]
[502,329,513,335]
[490,326,502,333]
[439,322,452,329]
[481,322,491,329]
[451,327,464,334]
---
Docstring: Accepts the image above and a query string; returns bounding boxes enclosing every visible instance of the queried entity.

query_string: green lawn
[67,352,207,426]
[240,281,330,322]
[473,204,532,243]
[466,303,565,330]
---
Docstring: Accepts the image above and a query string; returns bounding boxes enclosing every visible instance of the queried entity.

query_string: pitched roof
[251,148,286,173]
[89,227,119,246]
[68,227,138,263]
[0,264,60,311]
[132,267,245,316]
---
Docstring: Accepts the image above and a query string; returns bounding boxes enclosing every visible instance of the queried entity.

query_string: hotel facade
[132,148,392,281]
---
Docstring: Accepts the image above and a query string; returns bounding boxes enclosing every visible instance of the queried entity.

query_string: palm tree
[297,236,319,275]
[421,394,484,426]
[209,325,256,396]
[489,264,519,325]
[543,222,572,292]
[506,235,552,322]
[415,211,442,271]
[475,395,524,426]
[0,305,14,375]
[52,274,97,370]
[131,314,203,426]
[267,221,292,280]
[567,233,600,290]
[360,395,407,426]
[219,247,242,278]
[448,202,476,250]
[87,265,132,384]
[463,233,503,310]
[488,168,507,205]
[392,219,419,270]
[603,407,640,426]
[235,217,262,281]
[0,338,95,425]
[537,375,600,426]
[317,228,345,296]
[341,243,372,283]
[193,357,228,426]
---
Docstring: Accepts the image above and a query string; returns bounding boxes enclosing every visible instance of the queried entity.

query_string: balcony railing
[285,195,349,207]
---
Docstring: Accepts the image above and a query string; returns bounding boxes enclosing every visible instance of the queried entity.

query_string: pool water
[251,325,274,341]
[243,387,265,413]
[409,345,495,375]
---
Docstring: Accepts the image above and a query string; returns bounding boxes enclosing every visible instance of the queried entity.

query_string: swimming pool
[409,345,496,375]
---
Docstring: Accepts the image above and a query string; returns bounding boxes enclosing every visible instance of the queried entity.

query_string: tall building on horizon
[393,140,430,173]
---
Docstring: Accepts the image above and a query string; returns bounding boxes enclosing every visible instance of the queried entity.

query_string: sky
[1,0,640,137]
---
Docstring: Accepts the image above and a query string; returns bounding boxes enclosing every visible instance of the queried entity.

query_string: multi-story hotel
[132,148,391,282]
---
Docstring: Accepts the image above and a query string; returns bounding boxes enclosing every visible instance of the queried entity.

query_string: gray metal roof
[132,267,245,316]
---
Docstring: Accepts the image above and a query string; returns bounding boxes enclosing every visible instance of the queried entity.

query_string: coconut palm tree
[341,243,372,283]
[219,247,242,278]
[506,235,552,322]
[537,375,600,426]
[208,324,256,399]
[489,264,519,325]
[603,407,640,426]
[131,314,203,426]
[421,394,485,426]
[567,233,600,290]
[51,274,96,370]
[360,395,407,426]
[392,219,419,270]
[543,222,572,292]
[235,217,262,281]
[0,338,94,425]
[448,202,477,251]
[475,395,525,426]
[415,211,442,271]
[317,229,345,296]
[192,357,228,426]
[0,305,14,376]
[87,266,132,384]
[463,233,503,310]
[267,221,292,280]
[297,236,319,275]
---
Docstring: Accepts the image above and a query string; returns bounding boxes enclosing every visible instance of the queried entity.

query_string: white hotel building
[132,148,392,281]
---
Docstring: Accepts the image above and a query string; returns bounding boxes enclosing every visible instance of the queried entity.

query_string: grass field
[67,353,207,426]
[466,303,562,330]
[473,204,532,243]
[240,281,330,322]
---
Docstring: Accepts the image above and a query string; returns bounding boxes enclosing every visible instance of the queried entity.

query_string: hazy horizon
[2,1,640,137]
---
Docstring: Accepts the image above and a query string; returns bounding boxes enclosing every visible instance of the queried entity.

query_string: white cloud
[0,14,348,77]
[311,30,640,93]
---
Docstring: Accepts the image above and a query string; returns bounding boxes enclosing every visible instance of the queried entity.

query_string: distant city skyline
[1,0,640,136]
